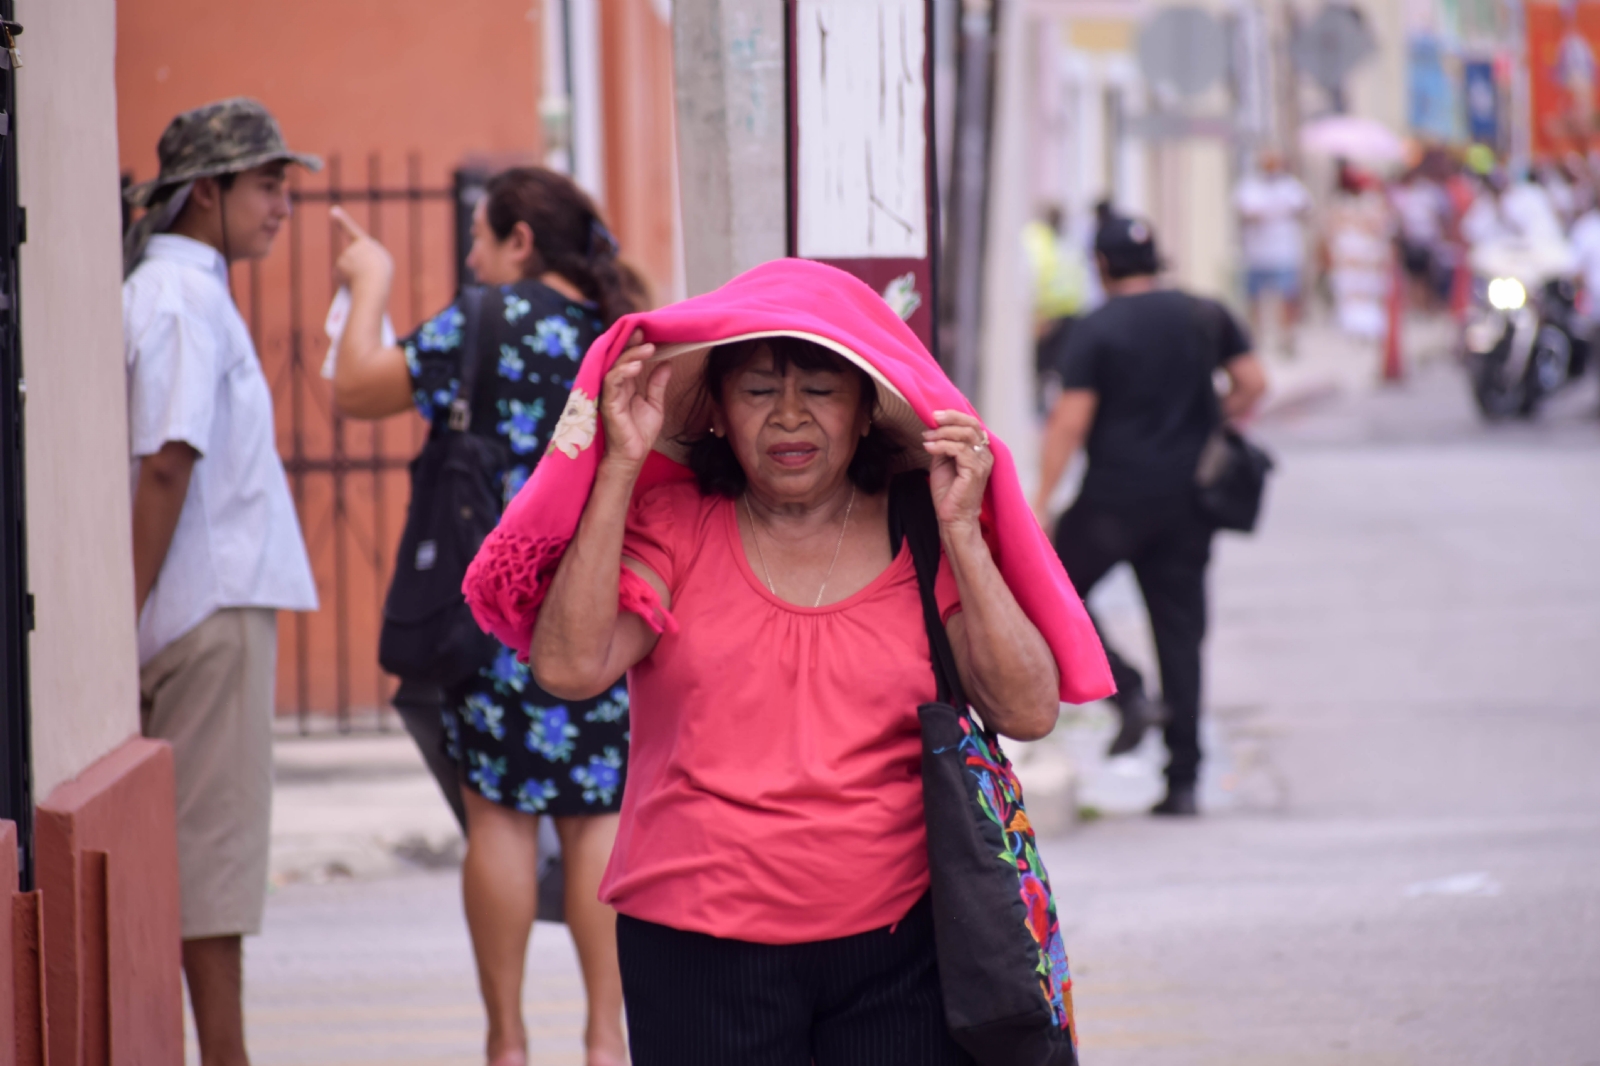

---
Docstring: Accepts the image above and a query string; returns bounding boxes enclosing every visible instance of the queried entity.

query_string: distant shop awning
[1299,115,1406,164]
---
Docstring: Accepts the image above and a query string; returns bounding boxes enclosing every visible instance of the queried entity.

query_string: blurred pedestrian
[1391,165,1452,310]
[1032,216,1267,816]
[330,167,637,1066]
[123,97,321,1066]
[1235,151,1311,343]
[1024,203,1092,412]
[464,258,1112,1064]
[1323,163,1394,340]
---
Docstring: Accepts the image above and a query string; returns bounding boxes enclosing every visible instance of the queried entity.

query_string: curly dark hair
[684,336,902,498]
[483,166,638,327]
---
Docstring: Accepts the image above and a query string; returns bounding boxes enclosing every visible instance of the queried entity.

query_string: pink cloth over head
[462,257,1114,705]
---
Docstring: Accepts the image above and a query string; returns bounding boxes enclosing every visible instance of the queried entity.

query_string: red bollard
[1383,250,1405,382]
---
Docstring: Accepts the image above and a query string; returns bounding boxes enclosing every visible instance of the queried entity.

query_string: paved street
[233,349,1600,1065]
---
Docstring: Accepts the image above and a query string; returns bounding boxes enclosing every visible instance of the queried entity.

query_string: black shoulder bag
[891,472,1080,1066]
[378,286,507,687]
[1193,298,1275,533]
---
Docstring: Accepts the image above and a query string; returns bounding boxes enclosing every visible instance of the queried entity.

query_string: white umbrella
[1299,115,1406,164]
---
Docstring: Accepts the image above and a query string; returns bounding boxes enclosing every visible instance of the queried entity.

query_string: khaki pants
[140,608,277,939]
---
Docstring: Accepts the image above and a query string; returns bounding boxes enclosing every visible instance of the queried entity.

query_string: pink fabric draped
[462,257,1114,704]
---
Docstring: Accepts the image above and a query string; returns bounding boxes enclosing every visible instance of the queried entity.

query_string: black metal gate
[241,154,479,733]
[0,8,30,886]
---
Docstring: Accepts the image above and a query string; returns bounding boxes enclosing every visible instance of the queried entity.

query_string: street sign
[1292,2,1376,96]
[1137,7,1228,100]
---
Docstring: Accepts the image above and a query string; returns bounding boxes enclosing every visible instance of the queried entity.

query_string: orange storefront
[116,0,679,724]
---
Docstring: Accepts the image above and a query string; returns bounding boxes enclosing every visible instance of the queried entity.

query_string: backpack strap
[447,284,488,433]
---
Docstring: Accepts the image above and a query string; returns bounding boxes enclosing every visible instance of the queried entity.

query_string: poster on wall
[788,0,939,354]
[1408,36,1460,141]
[1525,0,1600,157]
[1464,59,1500,146]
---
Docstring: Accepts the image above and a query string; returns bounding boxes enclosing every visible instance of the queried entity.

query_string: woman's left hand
[924,410,993,536]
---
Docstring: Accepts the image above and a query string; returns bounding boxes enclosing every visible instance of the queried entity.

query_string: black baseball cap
[1094,214,1161,279]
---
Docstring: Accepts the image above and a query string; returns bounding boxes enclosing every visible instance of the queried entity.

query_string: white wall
[17,0,142,799]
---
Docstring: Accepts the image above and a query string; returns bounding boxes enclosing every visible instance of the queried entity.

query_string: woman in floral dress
[330,167,638,1066]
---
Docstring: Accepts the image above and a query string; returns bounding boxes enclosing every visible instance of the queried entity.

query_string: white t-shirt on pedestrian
[1392,180,1449,246]
[1235,172,1310,269]
[124,233,318,665]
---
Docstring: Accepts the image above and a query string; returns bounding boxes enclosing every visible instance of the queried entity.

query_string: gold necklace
[743,486,857,608]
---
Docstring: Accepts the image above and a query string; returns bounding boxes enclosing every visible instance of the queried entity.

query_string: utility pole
[941,0,998,399]
[672,0,788,296]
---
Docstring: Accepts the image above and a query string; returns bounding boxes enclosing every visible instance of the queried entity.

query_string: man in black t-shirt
[1033,216,1266,816]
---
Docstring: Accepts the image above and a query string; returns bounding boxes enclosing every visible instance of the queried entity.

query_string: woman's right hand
[331,207,394,293]
[600,331,671,469]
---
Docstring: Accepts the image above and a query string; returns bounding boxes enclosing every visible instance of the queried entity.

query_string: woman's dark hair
[483,166,638,327]
[685,336,902,498]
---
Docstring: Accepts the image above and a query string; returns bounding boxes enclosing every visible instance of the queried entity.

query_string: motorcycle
[1463,237,1590,419]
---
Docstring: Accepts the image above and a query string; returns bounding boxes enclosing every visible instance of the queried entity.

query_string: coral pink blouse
[602,481,961,945]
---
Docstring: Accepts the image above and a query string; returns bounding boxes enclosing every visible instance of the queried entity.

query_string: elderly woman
[465,260,1111,1064]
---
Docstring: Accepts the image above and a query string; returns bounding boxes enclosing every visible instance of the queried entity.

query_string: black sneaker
[1150,784,1198,817]
[1106,690,1163,757]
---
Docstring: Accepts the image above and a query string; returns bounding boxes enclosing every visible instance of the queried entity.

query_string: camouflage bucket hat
[124,97,322,208]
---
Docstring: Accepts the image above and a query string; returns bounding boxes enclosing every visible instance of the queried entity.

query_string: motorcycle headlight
[1487,277,1527,311]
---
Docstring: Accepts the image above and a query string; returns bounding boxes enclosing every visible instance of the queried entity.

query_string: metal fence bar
[366,152,391,733]
[288,167,311,735]
[326,155,352,734]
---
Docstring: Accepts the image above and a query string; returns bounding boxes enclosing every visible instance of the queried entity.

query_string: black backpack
[378,286,507,688]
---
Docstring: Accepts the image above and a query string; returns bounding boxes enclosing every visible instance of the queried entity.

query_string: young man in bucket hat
[124,97,319,1065]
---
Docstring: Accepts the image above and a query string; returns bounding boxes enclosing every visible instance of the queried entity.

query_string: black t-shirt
[1055,289,1251,505]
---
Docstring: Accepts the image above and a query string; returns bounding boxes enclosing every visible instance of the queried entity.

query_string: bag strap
[447,284,488,433]
[889,472,969,712]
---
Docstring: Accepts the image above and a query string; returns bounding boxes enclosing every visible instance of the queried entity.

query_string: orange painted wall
[600,0,680,303]
[117,0,545,192]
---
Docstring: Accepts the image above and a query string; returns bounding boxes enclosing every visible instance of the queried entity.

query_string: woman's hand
[331,207,394,294]
[600,331,671,470]
[924,410,993,537]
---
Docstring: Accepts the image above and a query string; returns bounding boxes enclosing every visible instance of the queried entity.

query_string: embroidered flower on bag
[548,388,597,459]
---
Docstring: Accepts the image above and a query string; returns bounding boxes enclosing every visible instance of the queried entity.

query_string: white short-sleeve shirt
[125,234,318,665]
[1235,173,1310,270]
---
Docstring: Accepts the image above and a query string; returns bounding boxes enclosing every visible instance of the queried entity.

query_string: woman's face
[465,199,531,286]
[718,346,871,504]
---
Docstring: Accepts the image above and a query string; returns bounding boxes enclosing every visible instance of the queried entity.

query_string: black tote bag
[891,473,1080,1066]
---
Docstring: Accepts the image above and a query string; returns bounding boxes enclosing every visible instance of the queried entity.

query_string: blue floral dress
[403,280,629,816]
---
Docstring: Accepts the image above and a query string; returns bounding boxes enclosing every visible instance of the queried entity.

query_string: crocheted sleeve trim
[463,529,677,662]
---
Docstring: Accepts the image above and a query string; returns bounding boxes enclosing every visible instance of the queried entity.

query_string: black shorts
[616,894,975,1066]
